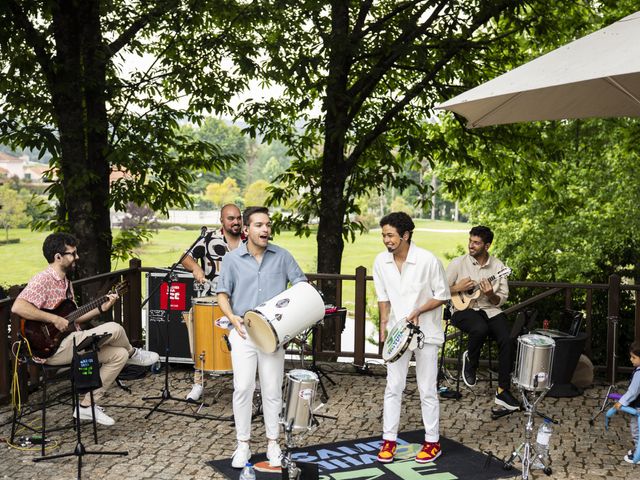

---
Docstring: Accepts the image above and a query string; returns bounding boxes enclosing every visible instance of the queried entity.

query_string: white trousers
[383,342,439,443]
[229,328,285,442]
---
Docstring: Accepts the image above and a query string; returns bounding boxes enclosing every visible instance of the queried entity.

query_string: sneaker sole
[462,351,477,388]
[416,449,442,464]
[377,456,394,463]
[494,398,520,411]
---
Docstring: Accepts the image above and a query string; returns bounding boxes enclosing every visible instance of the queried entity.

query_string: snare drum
[513,334,555,391]
[190,297,232,373]
[281,369,318,432]
[382,320,419,363]
[243,282,325,354]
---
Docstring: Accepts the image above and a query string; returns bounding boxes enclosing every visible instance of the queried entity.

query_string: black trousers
[451,309,513,390]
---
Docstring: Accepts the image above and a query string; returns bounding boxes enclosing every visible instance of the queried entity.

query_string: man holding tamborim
[216,206,306,469]
[374,212,450,464]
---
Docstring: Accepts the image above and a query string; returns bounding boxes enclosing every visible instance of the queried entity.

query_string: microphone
[200,226,208,237]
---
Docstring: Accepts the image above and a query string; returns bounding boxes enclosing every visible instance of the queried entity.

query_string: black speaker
[145,271,197,363]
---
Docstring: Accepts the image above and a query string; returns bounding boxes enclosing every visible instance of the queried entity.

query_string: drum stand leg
[503,389,554,479]
[307,326,335,403]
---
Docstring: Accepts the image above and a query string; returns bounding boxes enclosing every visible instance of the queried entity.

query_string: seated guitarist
[11,233,159,426]
[446,226,519,411]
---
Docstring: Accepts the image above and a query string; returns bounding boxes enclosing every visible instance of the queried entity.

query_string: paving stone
[1,362,636,479]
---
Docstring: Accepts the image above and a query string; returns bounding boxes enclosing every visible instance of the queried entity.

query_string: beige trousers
[45,322,132,405]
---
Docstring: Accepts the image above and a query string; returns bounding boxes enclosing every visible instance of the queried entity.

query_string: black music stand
[141,231,231,421]
[34,335,128,480]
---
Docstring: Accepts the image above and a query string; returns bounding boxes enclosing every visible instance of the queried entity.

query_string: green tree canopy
[244,179,271,207]
[0,1,245,276]
[205,178,241,207]
[0,184,28,241]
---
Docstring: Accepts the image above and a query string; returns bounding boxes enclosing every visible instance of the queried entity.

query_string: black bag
[73,349,102,394]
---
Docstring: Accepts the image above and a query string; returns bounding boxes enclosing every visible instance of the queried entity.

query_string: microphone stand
[141,227,231,421]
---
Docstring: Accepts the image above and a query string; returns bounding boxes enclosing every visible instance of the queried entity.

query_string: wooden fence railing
[2,261,638,404]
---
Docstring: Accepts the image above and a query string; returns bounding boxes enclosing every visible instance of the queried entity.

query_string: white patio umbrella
[435,10,640,128]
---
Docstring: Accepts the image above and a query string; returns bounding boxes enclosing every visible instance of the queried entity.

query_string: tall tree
[0,1,245,277]
[233,0,594,277]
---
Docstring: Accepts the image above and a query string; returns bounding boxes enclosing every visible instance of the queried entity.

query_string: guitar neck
[66,295,108,324]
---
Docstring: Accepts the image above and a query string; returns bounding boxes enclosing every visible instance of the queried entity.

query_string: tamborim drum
[513,334,555,391]
[281,369,318,432]
[191,297,232,373]
[244,282,325,354]
[382,320,420,363]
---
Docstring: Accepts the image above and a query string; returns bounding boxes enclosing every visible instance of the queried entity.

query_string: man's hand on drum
[192,266,206,284]
[230,315,247,338]
[407,308,421,326]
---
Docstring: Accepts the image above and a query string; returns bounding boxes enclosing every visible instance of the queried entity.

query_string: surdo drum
[183,296,232,373]
[513,334,555,391]
[243,282,325,354]
[281,369,319,432]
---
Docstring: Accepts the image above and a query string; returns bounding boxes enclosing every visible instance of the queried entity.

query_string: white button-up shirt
[373,242,450,345]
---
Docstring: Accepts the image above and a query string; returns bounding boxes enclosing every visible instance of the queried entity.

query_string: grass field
[1,219,470,288]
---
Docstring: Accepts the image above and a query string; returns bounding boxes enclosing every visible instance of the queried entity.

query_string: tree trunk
[50,0,112,280]
[315,2,352,355]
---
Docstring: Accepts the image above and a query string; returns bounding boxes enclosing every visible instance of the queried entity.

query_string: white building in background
[159,209,220,225]
[0,151,48,182]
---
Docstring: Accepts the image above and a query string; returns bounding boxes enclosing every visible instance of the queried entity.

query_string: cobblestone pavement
[0,361,637,480]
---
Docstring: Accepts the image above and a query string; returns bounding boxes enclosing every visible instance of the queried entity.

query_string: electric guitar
[20,281,128,358]
[450,267,512,311]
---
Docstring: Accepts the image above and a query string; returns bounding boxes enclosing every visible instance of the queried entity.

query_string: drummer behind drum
[216,206,307,469]
[373,212,450,465]
[446,225,520,411]
[180,204,243,401]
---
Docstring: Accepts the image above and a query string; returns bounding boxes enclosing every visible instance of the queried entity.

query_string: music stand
[141,231,230,421]
[34,335,128,480]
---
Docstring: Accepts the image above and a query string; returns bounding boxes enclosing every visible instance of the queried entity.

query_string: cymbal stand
[503,386,557,479]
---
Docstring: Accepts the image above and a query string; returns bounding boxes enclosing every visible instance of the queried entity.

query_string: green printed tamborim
[382,319,421,363]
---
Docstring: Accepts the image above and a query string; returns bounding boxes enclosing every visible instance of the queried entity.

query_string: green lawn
[1,219,470,288]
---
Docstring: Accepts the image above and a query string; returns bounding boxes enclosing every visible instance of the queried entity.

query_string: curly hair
[379,212,415,243]
[43,232,78,263]
[469,225,494,245]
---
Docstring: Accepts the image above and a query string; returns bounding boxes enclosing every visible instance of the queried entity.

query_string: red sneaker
[415,441,441,463]
[377,440,397,463]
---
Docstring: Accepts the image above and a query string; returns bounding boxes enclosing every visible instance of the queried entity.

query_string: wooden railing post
[606,274,621,384]
[124,258,143,344]
[354,266,367,367]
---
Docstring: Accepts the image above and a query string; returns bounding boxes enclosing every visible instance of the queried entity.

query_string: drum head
[382,321,412,362]
[519,333,555,347]
[244,310,278,353]
[287,369,319,382]
[192,295,217,305]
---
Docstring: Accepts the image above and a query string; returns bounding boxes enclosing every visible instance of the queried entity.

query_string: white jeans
[383,342,439,443]
[229,328,285,442]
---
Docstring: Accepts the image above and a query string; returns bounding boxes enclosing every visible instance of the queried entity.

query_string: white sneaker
[267,440,282,467]
[231,441,251,469]
[186,384,203,402]
[127,348,160,367]
[74,404,115,426]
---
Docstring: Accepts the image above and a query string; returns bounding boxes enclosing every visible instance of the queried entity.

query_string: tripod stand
[34,335,128,480]
[141,230,228,421]
[503,386,556,479]
[306,309,345,402]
